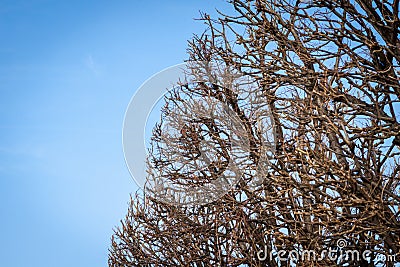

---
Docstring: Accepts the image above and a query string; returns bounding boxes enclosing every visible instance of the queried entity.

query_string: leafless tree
[109,0,400,266]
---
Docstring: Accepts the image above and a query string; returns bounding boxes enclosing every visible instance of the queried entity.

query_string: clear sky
[0,1,227,266]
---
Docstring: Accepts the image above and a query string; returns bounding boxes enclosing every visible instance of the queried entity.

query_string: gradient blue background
[0,1,226,266]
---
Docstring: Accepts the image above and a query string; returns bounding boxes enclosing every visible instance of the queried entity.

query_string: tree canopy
[109,0,400,266]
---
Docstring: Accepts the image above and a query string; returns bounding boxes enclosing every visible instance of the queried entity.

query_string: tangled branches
[110,0,400,266]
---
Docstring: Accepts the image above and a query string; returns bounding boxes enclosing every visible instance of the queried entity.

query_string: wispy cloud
[85,54,101,76]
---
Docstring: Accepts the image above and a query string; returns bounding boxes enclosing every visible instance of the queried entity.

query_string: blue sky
[0,1,227,266]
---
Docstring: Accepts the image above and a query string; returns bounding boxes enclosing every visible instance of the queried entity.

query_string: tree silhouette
[109,0,400,266]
